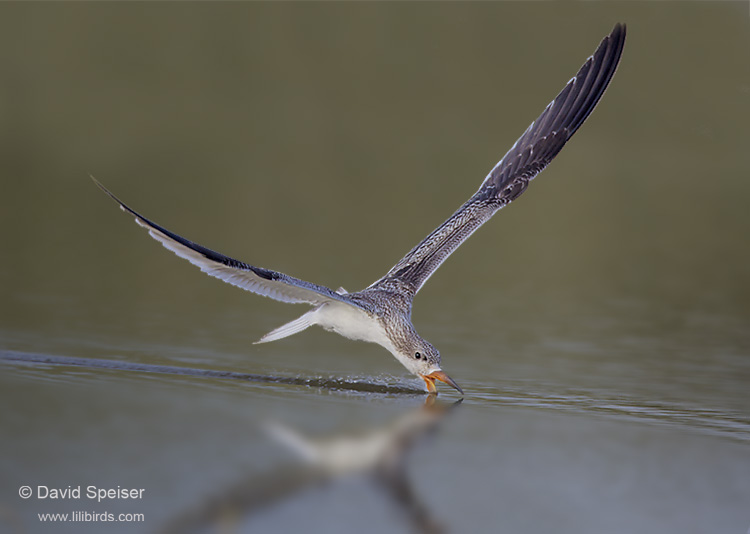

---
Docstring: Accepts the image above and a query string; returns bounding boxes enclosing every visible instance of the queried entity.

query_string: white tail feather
[254,311,315,344]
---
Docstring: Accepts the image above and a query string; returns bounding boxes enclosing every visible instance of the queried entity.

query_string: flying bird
[94,24,626,395]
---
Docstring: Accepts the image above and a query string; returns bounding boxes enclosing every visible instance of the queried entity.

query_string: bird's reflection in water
[161,397,461,534]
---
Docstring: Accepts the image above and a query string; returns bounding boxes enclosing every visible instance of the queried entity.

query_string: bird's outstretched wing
[370,24,626,296]
[93,178,365,309]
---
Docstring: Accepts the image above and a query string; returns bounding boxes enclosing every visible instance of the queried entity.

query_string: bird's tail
[254,310,316,344]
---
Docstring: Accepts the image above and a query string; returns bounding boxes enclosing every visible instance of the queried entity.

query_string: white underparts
[255,303,397,357]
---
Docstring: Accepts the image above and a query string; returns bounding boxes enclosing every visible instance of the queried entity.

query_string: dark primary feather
[370,24,626,297]
[92,177,364,309]
[483,23,626,197]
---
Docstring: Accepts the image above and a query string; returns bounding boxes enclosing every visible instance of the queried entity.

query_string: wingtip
[90,176,145,224]
[90,175,123,205]
[90,174,107,194]
[608,23,627,51]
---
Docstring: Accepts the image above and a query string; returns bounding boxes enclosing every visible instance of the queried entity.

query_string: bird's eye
[415,352,422,359]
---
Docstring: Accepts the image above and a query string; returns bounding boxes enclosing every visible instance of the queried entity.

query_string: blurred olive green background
[1,3,749,534]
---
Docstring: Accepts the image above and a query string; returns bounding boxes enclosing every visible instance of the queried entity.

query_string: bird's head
[399,337,462,395]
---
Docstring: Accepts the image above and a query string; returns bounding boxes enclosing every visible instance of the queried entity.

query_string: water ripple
[0,350,424,395]
[469,381,750,442]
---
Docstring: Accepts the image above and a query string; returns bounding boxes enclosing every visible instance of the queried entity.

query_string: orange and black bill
[421,370,463,395]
